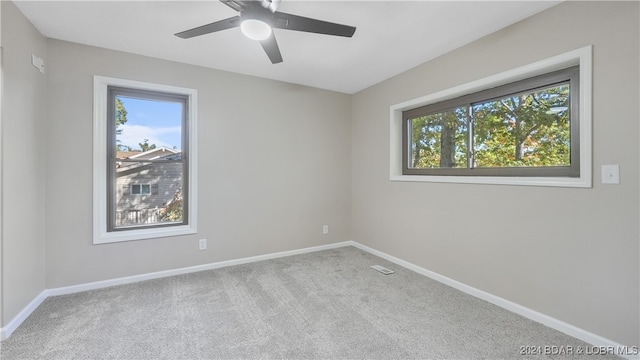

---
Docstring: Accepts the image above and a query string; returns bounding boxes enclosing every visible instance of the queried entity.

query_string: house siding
[116,162,183,225]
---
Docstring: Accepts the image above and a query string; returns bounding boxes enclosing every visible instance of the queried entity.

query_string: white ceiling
[14,0,561,94]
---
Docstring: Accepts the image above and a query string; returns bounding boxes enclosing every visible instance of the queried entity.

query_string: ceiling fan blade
[175,16,240,39]
[272,12,356,37]
[259,34,283,64]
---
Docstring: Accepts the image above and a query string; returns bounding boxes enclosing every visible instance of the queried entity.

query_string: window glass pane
[408,107,468,169]
[113,95,184,228]
[115,96,182,152]
[472,83,571,168]
[400,65,580,179]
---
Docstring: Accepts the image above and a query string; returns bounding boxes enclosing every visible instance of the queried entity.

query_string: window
[403,66,579,177]
[94,77,198,244]
[130,184,151,195]
[390,46,592,188]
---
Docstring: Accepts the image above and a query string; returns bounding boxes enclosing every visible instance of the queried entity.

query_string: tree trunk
[412,146,421,168]
[440,114,456,167]
[515,140,525,161]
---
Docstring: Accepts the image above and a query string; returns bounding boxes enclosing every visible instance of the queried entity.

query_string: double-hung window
[94,77,198,244]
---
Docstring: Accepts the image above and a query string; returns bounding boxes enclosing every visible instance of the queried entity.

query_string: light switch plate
[601,164,620,184]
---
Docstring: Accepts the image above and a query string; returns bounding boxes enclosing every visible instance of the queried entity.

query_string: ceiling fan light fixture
[240,19,272,41]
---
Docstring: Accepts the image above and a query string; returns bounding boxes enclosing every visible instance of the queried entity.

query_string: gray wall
[351,1,639,347]
[44,39,352,288]
[0,1,47,326]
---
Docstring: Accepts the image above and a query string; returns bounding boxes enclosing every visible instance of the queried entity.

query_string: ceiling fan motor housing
[240,7,273,25]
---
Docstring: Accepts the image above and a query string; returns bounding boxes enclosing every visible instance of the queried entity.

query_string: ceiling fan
[175,0,356,64]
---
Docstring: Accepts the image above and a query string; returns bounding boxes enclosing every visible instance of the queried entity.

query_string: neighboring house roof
[128,147,179,160]
[116,147,179,161]
[116,147,182,174]
[116,151,142,159]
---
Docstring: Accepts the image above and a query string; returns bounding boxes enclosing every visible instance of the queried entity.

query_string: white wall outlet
[198,239,207,250]
[322,225,329,234]
[601,164,620,184]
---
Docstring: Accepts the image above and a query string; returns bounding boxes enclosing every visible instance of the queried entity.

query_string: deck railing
[115,208,162,226]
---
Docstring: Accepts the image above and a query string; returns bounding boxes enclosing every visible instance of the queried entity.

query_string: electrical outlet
[322,225,329,234]
[199,239,207,250]
[601,164,620,184]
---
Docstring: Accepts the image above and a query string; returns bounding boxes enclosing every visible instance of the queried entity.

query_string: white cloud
[117,124,181,150]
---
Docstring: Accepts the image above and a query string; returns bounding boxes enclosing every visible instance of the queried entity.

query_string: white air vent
[371,265,395,275]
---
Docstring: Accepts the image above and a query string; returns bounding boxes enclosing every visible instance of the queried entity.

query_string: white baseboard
[350,241,639,360]
[0,290,48,341]
[1,241,352,340]
[46,241,352,297]
[2,240,637,360]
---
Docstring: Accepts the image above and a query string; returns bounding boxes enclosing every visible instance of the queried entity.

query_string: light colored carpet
[0,246,621,359]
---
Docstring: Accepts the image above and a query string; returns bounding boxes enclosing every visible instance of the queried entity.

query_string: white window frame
[93,76,198,244]
[390,45,592,188]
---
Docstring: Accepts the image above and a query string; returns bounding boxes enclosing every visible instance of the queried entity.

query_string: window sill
[94,224,197,245]
[390,174,590,188]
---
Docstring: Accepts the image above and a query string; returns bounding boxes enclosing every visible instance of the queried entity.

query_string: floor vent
[371,265,395,275]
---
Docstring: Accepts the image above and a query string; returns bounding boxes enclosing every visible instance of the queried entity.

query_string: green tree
[410,107,468,168]
[115,98,129,151]
[138,139,157,152]
[473,85,570,167]
[160,187,183,222]
[409,84,570,169]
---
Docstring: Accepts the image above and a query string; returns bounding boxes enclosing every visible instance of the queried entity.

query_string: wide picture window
[94,77,197,244]
[391,47,592,187]
[402,66,579,177]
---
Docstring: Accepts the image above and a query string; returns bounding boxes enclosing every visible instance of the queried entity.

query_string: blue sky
[117,96,182,151]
